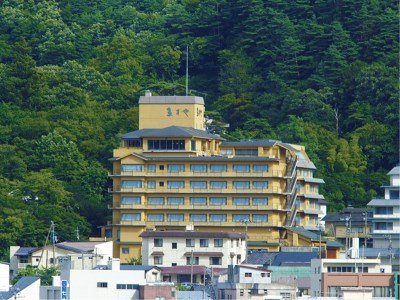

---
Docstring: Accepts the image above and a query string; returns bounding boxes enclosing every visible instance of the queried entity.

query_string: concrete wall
[0,263,9,292]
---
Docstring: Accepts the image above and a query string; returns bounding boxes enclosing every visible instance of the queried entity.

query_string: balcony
[117,220,283,227]
[109,187,284,194]
[373,213,400,219]
[110,170,285,178]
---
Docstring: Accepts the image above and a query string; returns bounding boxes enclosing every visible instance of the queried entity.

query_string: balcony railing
[117,220,283,227]
[109,186,284,194]
[110,170,285,177]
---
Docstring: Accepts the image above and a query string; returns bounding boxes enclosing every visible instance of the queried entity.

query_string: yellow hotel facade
[108,92,327,261]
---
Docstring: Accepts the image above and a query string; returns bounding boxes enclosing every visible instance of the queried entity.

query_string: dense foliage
[0,0,397,260]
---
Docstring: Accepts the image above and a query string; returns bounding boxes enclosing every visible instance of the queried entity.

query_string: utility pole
[243,219,250,264]
[38,223,52,268]
[190,249,194,285]
[51,221,55,267]
[185,45,189,96]
[76,227,80,241]
[319,220,322,259]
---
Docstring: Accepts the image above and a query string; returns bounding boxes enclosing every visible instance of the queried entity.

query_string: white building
[217,265,296,300]
[45,257,174,300]
[0,276,40,300]
[0,263,9,292]
[366,164,400,271]
[140,230,246,267]
[9,241,113,277]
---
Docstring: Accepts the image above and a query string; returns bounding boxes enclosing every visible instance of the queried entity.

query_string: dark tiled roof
[183,252,223,257]
[14,247,38,256]
[363,248,400,257]
[120,265,161,271]
[140,231,246,239]
[322,209,372,224]
[244,251,278,265]
[122,126,223,140]
[271,252,318,266]
[55,242,103,254]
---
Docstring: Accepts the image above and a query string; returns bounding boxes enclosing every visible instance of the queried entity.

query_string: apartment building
[108,92,326,261]
[310,258,393,297]
[140,230,246,267]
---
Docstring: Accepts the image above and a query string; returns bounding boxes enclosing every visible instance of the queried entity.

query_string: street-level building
[310,258,393,298]
[108,92,326,261]
[140,230,246,267]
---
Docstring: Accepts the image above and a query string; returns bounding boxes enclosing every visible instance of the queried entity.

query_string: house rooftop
[55,241,105,254]
[121,126,223,140]
[14,247,38,256]
[0,276,40,299]
[272,252,318,266]
[387,164,400,176]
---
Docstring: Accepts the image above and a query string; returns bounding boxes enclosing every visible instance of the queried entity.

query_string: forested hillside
[0,0,397,259]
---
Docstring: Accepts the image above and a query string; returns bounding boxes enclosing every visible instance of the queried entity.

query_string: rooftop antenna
[185,45,189,96]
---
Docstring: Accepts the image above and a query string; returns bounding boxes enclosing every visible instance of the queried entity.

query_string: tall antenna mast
[185,45,189,96]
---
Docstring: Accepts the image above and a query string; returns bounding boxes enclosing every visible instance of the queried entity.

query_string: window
[252,214,268,222]
[253,164,268,173]
[233,181,250,189]
[200,239,209,247]
[159,165,164,170]
[190,181,207,189]
[209,214,227,222]
[358,267,368,273]
[97,282,108,288]
[252,181,269,189]
[376,207,393,215]
[210,257,222,265]
[252,198,268,205]
[148,197,164,205]
[375,222,393,230]
[159,181,164,187]
[121,180,143,188]
[190,164,207,172]
[186,239,195,247]
[190,197,207,205]
[210,164,227,172]
[310,184,318,193]
[147,181,156,189]
[123,139,141,147]
[389,190,399,199]
[168,164,185,173]
[220,149,233,156]
[148,214,164,221]
[210,181,227,189]
[154,256,163,264]
[121,164,144,172]
[233,214,250,222]
[244,273,252,277]
[240,290,244,296]
[167,197,184,205]
[186,256,199,265]
[148,140,185,150]
[191,140,196,151]
[147,164,156,172]
[214,239,223,247]
[19,256,28,263]
[116,284,126,289]
[167,214,184,222]
[167,181,185,189]
[190,214,207,222]
[235,149,258,156]
[121,248,130,254]
[209,197,227,205]
[121,213,141,221]
[261,272,270,278]
[172,243,177,249]
[233,197,250,205]
[172,263,177,266]
[233,164,250,172]
[121,197,141,205]
[154,239,163,247]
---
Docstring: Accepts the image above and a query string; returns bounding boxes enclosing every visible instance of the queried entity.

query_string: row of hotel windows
[121,180,269,189]
[120,163,269,173]
[153,238,230,248]
[153,256,222,266]
[120,196,269,206]
[120,213,268,222]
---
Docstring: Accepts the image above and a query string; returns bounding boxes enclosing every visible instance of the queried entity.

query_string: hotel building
[108,92,326,261]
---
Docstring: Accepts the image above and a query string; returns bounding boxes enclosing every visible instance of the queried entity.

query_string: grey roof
[363,248,400,257]
[367,199,400,206]
[286,227,343,248]
[140,230,245,239]
[139,95,204,105]
[318,199,329,205]
[120,265,161,271]
[0,276,41,298]
[303,178,325,184]
[244,251,278,265]
[220,139,277,147]
[322,210,372,224]
[14,247,38,256]
[388,164,400,176]
[297,159,316,170]
[272,252,318,266]
[303,209,323,215]
[56,242,103,254]
[122,126,223,140]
